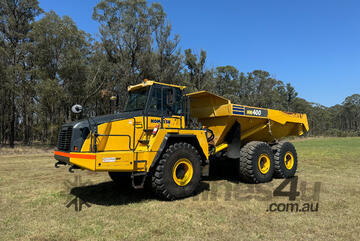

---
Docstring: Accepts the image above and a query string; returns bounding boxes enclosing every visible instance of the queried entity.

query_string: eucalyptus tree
[93,0,182,106]
[152,22,182,84]
[214,65,240,102]
[30,11,92,143]
[0,0,42,146]
[183,48,213,92]
[340,94,360,132]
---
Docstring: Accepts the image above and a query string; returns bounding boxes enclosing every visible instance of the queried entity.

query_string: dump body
[188,91,309,147]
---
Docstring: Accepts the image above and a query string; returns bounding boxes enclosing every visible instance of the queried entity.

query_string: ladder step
[133,160,147,171]
[134,160,147,163]
[138,139,149,144]
[133,160,147,173]
[132,172,147,177]
[131,172,147,189]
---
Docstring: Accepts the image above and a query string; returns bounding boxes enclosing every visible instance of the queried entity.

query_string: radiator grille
[57,126,73,151]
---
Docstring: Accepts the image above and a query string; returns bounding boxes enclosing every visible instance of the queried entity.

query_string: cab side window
[174,88,183,115]
[147,86,183,116]
[163,88,174,115]
[148,87,162,114]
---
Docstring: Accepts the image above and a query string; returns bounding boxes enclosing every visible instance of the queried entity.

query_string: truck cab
[54,80,209,199]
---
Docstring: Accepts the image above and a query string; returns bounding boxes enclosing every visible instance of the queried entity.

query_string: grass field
[0,137,359,241]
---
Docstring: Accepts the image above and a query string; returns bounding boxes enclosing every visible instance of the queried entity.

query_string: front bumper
[54,150,145,172]
[54,151,96,171]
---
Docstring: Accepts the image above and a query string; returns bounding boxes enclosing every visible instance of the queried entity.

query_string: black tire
[152,142,202,200]
[272,141,297,178]
[239,141,274,183]
[108,172,132,187]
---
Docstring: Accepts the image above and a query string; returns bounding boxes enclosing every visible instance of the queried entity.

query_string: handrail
[90,117,137,152]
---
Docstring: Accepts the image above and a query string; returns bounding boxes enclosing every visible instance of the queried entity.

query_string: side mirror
[110,95,119,107]
[71,104,83,114]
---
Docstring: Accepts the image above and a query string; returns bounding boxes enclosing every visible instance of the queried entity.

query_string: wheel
[108,172,132,186]
[152,142,202,200]
[272,141,297,178]
[239,141,274,183]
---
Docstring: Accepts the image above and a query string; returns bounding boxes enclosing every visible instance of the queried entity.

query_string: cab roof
[127,80,187,92]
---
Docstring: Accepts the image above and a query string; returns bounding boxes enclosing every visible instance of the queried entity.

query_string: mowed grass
[0,137,359,241]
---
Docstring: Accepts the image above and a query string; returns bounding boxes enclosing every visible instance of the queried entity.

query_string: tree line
[0,0,359,147]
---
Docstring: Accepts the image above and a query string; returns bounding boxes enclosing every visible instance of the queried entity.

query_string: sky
[38,0,360,107]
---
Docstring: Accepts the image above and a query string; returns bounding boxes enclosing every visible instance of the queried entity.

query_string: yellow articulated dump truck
[54,80,309,200]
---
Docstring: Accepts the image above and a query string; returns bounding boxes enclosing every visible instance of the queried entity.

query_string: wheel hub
[258,154,270,174]
[284,151,294,169]
[172,158,193,186]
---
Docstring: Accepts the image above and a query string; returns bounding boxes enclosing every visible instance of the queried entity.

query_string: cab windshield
[124,87,149,112]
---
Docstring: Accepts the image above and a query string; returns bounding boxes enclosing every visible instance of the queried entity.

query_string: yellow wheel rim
[284,151,294,170]
[258,154,271,174]
[172,158,193,186]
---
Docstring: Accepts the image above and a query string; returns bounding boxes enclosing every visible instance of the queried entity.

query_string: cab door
[146,85,184,130]
[162,86,184,129]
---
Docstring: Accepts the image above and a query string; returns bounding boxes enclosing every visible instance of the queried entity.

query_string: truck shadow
[203,158,242,183]
[68,158,241,206]
[69,180,210,206]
